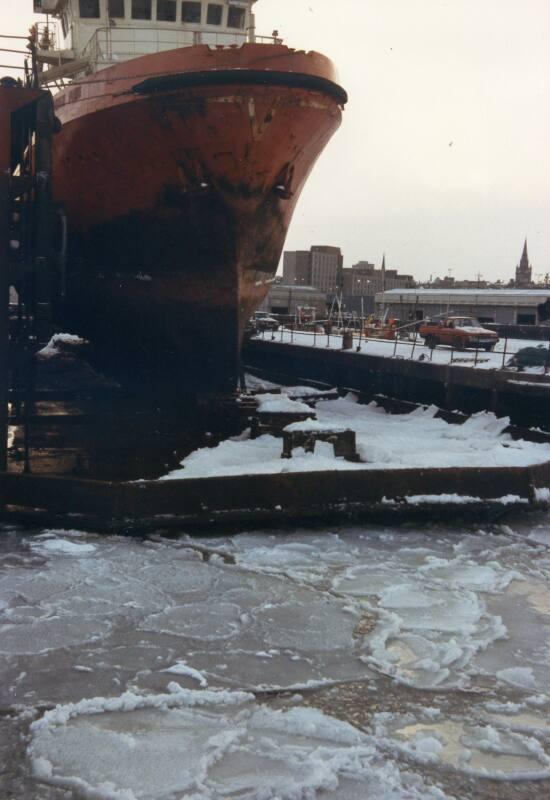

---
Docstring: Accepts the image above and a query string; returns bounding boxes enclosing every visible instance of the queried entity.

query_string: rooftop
[273,285,325,293]
[379,288,550,298]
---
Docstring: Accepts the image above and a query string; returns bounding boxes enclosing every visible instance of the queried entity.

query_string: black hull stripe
[132,69,348,105]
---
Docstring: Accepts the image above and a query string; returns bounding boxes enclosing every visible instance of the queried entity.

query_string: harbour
[0,2,549,799]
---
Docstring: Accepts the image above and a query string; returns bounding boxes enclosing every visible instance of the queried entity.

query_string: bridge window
[227,6,245,29]
[207,4,223,25]
[79,0,100,18]
[108,0,125,18]
[132,0,152,20]
[182,2,202,23]
[157,0,177,21]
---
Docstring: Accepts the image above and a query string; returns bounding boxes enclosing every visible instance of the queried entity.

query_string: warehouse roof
[376,288,550,306]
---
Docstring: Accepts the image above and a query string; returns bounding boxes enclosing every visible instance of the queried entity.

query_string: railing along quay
[245,325,550,430]
[253,319,550,374]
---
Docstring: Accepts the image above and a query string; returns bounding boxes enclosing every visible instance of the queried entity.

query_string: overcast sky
[2,1,549,281]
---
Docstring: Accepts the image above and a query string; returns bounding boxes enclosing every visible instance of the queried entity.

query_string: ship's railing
[82,26,281,69]
[0,33,39,88]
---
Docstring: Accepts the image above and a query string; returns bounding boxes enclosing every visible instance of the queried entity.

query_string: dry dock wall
[0,460,548,531]
[244,340,550,430]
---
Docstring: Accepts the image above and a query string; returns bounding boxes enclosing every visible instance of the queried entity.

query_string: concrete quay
[244,338,550,430]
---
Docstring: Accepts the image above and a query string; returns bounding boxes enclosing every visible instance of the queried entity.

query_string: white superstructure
[32,0,265,83]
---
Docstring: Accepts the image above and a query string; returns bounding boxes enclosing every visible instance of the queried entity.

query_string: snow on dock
[160,391,550,480]
[253,329,550,372]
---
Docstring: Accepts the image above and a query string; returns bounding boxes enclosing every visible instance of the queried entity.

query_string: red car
[419,317,499,351]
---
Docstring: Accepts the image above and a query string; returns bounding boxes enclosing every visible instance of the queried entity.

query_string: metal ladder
[0,85,57,473]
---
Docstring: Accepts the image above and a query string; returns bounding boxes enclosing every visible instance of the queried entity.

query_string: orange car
[419,317,499,351]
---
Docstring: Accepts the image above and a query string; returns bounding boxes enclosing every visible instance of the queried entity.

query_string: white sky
[1,1,549,281]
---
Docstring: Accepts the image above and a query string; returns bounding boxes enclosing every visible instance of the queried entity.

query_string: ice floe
[29,688,449,800]
[0,521,549,797]
[373,708,550,781]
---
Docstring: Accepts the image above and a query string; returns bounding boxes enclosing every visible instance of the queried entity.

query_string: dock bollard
[342,331,353,350]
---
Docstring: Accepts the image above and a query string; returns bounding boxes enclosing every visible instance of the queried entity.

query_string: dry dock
[244,335,550,430]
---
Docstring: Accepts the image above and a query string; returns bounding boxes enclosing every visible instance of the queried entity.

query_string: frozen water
[29,691,448,800]
[496,667,538,690]
[0,519,549,797]
[31,539,96,555]
[374,711,550,780]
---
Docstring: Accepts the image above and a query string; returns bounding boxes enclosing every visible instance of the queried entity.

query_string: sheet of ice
[330,545,544,690]
[29,537,97,556]
[2,524,550,797]
[0,532,370,698]
[496,667,538,690]
[29,690,450,800]
[373,710,550,780]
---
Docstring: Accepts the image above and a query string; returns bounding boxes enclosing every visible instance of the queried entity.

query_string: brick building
[341,256,415,314]
[282,246,343,294]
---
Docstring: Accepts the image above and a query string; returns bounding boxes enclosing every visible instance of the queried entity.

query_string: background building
[258,284,327,318]
[428,276,491,290]
[515,240,533,288]
[281,251,311,286]
[282,246,343,294]
[375,288,550,325]
[310,246,343,293]
[341,256,415,315]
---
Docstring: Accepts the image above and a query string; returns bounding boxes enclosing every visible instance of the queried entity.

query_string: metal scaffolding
[0,79,57,472]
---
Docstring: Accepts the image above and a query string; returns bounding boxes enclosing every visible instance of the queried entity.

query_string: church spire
[515,239,532,287]
[520,239,529,268]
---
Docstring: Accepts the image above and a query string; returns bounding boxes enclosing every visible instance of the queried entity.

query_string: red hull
[52,43,345,392]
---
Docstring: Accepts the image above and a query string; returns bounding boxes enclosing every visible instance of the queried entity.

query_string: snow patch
[535,487,550,503]
[29,537,97,556]
[37,333,86,359]
[162,661,208,687]
[256,392,313,414]
[157,394,550,480]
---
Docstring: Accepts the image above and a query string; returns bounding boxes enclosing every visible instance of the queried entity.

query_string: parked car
[509,345,550,371]
[419,317,499,351]
[252,312,280,332]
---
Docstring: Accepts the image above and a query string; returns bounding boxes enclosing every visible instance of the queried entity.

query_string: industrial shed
[375,289,550,326]
[258,284,327,318]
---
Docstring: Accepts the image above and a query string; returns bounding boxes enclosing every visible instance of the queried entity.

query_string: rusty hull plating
[51,43,347,393]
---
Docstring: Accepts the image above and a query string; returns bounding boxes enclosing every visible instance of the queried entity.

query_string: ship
[32,0,347,393]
